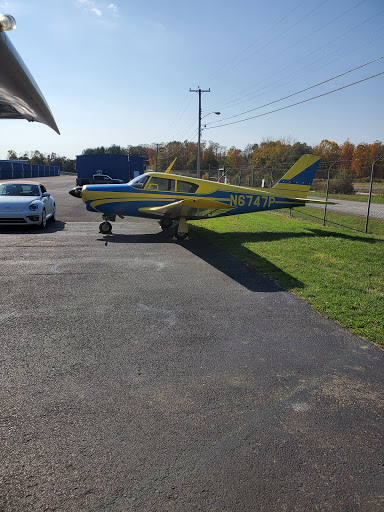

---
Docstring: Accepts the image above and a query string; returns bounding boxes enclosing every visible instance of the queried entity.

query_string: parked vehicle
[75,173,125,187]
[0,181,56,228]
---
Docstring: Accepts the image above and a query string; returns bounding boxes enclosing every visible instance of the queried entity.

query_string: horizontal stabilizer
[289,197,336,205]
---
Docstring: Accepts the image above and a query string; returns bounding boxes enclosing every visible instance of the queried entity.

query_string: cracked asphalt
[1,176,383,511]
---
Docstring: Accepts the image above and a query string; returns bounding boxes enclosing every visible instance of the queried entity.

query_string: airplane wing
[138,198,235,218]
[0,17,60,133]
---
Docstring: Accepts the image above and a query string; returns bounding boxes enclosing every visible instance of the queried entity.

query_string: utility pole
[190,87,210,178]
[155,143,160,171]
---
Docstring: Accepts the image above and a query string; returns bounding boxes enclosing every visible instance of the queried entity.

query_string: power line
[206,0,307,80]
[205,56,383,126]
[160,92,193,142]
[203,71,384,130]
[209,0,330,83]
[206,7,384,113]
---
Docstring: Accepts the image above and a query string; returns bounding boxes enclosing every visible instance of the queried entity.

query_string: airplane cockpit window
[176,180,198,193]
[128,174,149,189]
[147,177,175,192]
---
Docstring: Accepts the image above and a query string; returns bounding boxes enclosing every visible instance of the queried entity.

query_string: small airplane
[69,154,331,239]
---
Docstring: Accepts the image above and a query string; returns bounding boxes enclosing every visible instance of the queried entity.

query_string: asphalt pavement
[311,196,384,220]
[1,176,383,512]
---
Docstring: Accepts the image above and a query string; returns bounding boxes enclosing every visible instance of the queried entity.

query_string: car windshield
[0,183,40,196]
[128,174,149,189]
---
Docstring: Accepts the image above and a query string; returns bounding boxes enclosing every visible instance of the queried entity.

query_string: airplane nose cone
[69,187,82,198]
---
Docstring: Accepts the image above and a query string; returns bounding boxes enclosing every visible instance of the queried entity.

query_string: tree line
[7,138,384,184]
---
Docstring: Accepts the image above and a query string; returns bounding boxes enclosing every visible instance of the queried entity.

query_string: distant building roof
[0,159,28,163]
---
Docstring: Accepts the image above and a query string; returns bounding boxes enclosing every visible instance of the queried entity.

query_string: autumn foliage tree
[7,138,383,182]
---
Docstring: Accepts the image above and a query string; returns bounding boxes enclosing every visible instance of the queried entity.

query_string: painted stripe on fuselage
[83,187,304,218]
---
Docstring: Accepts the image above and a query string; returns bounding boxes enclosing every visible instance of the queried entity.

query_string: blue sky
[0,0,383,159]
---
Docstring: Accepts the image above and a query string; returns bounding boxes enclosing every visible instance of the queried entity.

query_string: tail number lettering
[230,194,275,208]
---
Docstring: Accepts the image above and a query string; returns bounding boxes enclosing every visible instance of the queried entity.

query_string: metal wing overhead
[0,16,59,134]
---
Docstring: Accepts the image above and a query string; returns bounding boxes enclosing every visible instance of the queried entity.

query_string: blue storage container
[129,155,145,179]
[0,161,60,180]
[76,154,144,182]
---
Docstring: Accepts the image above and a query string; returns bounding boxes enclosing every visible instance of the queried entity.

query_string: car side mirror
[42,192,50,197]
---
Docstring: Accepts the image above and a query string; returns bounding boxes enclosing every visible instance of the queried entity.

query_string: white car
[0,181,56,228]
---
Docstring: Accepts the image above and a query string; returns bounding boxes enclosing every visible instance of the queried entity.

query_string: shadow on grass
[189,224,382,292]
[192,226,381,245]
[309,228,382,244]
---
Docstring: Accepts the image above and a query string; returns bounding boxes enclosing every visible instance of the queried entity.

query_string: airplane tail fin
[272,154,321,198]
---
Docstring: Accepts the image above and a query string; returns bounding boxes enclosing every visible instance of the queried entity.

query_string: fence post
[323,166,331,226]
[365,157,383,233]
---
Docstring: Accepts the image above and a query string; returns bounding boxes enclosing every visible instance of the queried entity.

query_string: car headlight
[29,204,39,211]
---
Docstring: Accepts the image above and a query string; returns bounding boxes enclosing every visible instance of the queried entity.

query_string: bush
[312,171,355,194]
[330,170,355,194]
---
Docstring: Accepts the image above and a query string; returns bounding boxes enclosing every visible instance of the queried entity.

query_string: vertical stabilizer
[272,155,320,198]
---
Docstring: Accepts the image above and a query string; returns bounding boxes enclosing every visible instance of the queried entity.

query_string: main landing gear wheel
[174,216,189,240]
[175,231,188,240]
[160,218,174,230]
[99,221,112,234]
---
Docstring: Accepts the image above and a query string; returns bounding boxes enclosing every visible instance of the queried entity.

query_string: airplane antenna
[164,157,177,174]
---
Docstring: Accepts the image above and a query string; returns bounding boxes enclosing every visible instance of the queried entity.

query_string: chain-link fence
[196,163,384,237]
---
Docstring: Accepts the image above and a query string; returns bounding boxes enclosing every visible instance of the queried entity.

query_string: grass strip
[190,211,384,348]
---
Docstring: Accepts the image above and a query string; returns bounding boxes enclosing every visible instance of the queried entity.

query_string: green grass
[290,206,384,236]
[190,211,384,347]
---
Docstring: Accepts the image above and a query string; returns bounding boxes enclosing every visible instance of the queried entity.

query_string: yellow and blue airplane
[70,154,330,239]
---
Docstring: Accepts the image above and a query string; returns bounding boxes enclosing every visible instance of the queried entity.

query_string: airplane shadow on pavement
[97,228,300,293]
[97,225,381,293]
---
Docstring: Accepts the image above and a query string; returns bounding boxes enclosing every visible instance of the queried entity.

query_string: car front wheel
[38,209,47,229]
[50,204,56,222]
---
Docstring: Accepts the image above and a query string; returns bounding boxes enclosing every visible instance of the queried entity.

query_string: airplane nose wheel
[99,221,112,234]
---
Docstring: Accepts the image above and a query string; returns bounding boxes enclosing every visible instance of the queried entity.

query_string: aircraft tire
[160,218,173,230]
[175,232,188,240]
[99,221,112,234]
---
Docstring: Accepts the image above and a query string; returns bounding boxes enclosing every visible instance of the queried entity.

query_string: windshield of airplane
[128,174,149,189]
